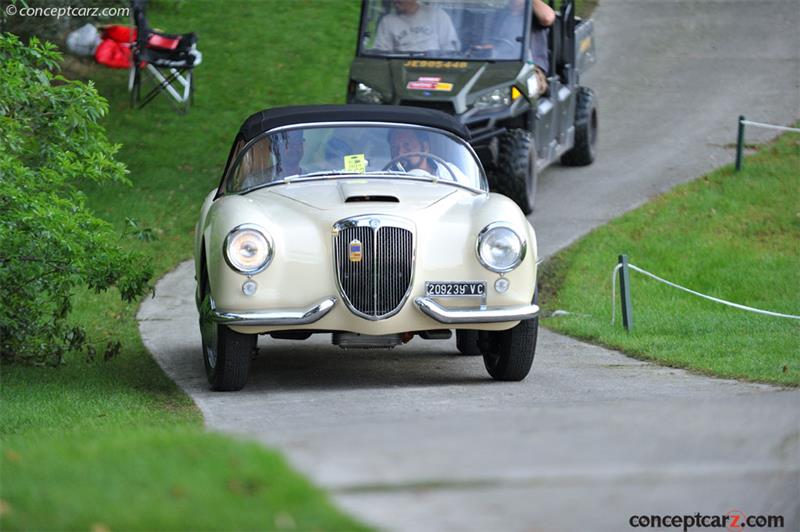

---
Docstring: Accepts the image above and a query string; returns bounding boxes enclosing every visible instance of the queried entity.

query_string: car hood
[266,179,470,211]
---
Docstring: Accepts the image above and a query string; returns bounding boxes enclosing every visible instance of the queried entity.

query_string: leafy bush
[0,33,152,366]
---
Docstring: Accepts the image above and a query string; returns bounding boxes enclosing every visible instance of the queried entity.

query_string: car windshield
[358,0,526,61]
[225,125,486,193]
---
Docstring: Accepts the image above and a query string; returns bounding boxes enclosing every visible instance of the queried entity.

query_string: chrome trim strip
[332,214,416,233]
[414,297,539,324]
[271,174,485,195]
[211,296,336,325]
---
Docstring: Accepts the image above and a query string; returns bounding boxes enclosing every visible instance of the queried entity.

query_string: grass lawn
[1,1,368,529]
[541,132,800,386]
[574,0,597,18]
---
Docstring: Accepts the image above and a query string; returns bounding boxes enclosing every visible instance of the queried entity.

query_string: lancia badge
[349,239,363,262]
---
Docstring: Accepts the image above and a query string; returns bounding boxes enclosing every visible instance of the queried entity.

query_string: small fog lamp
[242,280,258,296]
[494,278,510,293]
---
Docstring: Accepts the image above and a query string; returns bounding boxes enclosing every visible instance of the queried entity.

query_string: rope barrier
[736,117,800,171]
[611,262,800,324]
[740,120,800,134]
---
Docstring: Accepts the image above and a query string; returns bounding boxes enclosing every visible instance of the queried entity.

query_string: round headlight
[476,223,525,273]
[224,225,273,275]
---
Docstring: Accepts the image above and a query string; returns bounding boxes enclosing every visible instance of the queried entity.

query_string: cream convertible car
[195,105,540,391]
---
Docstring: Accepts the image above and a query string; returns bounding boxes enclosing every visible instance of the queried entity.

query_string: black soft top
[238,104,470,142]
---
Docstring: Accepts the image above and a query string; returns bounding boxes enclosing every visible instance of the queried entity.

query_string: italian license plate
[425,281,486,297]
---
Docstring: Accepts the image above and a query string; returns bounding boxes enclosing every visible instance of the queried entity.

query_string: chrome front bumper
[414,297,539,324]
[209,295,537,327]
[211,296,337,326]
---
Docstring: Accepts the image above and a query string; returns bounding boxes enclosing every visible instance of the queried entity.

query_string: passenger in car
[236,137,275,190]
[497,0,555,96]
[274,130,305,178]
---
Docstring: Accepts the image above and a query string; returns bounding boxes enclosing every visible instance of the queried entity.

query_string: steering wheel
[467,38,518,59]
[382,152,459,182]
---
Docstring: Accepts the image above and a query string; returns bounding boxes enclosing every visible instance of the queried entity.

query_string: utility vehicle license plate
[425,281,486,297]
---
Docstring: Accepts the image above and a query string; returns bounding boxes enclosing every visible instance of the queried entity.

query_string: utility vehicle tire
[561,87,597,166]
[456,330,482,356]
[199,271,256,391]
[494,129,537,214]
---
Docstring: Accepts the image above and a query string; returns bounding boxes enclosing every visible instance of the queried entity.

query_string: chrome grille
[334,218,414,319]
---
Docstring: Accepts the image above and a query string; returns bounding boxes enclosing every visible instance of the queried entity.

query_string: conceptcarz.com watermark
[4,4,129,18]
[629,510,785,531]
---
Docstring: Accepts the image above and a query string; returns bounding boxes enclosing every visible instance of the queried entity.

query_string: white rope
[610,262,800,323]
[740,120,800,133]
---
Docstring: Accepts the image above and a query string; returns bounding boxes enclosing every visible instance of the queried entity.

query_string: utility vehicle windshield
[225,125,486,193]
[358,0,526,61]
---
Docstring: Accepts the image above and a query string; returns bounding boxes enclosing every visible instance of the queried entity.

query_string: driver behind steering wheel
[388,129,438,175]
[372,0,460,52]
[387,128,464,182]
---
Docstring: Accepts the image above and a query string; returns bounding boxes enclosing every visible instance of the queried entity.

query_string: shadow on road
[244,339,491,392]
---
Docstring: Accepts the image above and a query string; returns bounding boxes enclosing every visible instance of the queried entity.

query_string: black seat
[556,1,576,83]
[549,13,562,80]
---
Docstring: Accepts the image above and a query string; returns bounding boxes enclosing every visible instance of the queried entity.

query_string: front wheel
[493,129,537,214]
[456,330,482,356]
[199,293,256,391]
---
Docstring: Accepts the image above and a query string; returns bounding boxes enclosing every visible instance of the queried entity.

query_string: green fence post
[735,115,745,172]
[618,254,633,332]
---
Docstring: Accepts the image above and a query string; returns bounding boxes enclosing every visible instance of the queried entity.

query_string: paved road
[139,1,800,530]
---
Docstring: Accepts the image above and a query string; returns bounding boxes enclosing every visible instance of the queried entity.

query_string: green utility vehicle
[348,0,597,212]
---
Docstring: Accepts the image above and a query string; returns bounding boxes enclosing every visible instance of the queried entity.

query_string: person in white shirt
[373,0,460,53]
[387,129,467,183]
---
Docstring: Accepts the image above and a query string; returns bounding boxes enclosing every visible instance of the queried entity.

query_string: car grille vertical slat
[334,221,413,319]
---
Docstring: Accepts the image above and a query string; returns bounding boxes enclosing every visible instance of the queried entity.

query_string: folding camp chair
[128,0,201,113]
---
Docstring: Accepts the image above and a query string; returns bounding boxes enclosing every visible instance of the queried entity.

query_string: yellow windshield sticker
[580,37,592,53]
[344,154,368,173]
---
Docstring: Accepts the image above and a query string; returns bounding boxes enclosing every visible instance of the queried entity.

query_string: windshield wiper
[361,170,440,184]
